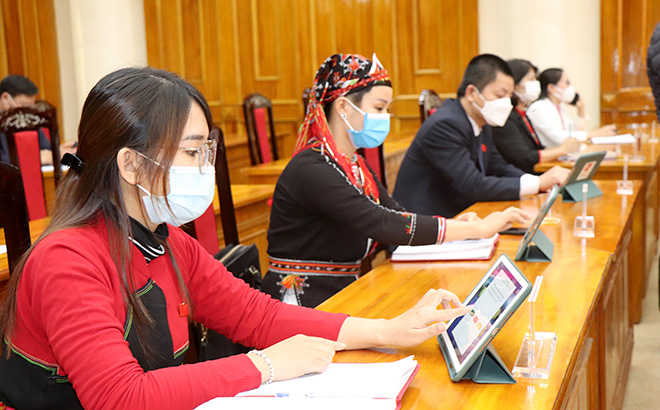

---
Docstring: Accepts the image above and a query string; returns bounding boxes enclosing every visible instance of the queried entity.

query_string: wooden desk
[535,141,660,297]
[238,158,289,185]
[467,180,645,324]
[320,249,621,410]
[318,180,636,410]
[212,184,274,271]
[238,136,415,188]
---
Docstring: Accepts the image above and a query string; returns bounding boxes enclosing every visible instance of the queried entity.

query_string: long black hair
[539,68,563,99]
[1,67,212,360]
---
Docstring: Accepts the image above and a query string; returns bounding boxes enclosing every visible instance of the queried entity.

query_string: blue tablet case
[515,229,554,262]
[462,343,516,384]
[562,179,603,202]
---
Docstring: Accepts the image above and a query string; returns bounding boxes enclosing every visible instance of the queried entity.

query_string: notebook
[195,356,419,410]
[390,235,499,262]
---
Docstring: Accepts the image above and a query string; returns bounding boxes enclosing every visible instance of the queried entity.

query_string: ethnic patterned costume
[262,54,447,307]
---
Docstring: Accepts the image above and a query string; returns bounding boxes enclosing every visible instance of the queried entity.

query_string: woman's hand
[559,137,580,154]
[593,124,617,137]
[454,212,481,222]
[379,289,470,347]
[250,335,346,383]
[478,207,529,237]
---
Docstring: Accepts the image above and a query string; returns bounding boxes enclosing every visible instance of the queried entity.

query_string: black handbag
[192,243,262,361]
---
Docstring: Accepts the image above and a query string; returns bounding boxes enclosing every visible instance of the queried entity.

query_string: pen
[275,392,315,398]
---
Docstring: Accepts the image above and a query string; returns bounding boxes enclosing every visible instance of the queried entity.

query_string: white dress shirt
[527,97,587,148]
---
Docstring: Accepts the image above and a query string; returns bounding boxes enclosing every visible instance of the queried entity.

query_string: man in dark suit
[393,54,569,217]
[0,75,51,164]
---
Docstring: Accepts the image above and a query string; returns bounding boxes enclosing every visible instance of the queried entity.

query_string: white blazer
[527,98,586,148]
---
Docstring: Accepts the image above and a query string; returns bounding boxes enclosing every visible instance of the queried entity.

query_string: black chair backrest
[181,126,239,247]
[0,101,62,184]
[0,162,31,275]
[418,89,443,123]
[242,93,279,165]
[213,126,239,246]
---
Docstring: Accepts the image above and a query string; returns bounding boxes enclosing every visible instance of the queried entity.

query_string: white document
[391,235,498,262]
[590,134,636,145]
[195,356,418,410]
[196,397,396,410]
[0,245,6,255]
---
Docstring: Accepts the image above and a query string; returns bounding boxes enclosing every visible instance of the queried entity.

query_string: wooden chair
[0,101,62,220]
[182,125,239,254]
[418,89,443,123]
[301,87,312,116]
[358,145,387,189]
[242,93,279,165]
[0,162,31,275]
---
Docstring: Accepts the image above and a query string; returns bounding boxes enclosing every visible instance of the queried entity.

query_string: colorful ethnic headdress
[295,53,391,201]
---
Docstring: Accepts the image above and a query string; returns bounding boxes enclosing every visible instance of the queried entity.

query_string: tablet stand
[574,183,595,238]
[650,121,659,143]
[617,155,634,195]
[462,343,515,384]
[562,179,602,202]
[512,276,557,379]
[631,126,645,162]
[516,229,553,262]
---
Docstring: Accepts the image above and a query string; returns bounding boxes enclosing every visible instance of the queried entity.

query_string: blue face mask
[341,98,391,149]
[137,166,216,226]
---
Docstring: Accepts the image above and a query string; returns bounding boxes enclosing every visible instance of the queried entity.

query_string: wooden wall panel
[0,0,62,134]
[144,0,479,154]
[601,0,660,126]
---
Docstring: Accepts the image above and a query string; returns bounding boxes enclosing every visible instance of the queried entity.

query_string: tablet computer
[514,184,559,261]
[437,253,532,382]
[561,151,606,201]
[562,150,606,186]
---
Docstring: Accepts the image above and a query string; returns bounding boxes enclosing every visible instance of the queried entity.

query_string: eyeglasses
[178,138,217,174]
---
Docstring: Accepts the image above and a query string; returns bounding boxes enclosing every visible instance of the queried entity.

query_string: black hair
[324,83,381,121]
[508,59,538,106]
[539,68,563,99]
[0,74,38,97]
[1,67,211,363]
[457,54,514,97]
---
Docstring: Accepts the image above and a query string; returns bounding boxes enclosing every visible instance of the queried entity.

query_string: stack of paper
[590,134,636,145]
[195,356,419,410]
[390,235,499,262]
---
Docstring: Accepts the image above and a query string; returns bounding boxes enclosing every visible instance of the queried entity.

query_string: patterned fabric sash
[268,256,361,276]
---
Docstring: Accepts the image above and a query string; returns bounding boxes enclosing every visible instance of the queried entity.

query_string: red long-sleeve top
[1,218,347,409]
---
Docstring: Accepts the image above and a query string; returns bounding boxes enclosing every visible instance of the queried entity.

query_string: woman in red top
[0,67,468,409]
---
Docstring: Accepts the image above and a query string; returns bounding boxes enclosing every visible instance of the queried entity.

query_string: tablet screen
[444,259,526,364]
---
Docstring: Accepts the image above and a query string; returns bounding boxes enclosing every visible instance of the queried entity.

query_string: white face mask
[471,88,513,127]
[515,80,541,105]
[552,84,576,104]
[138,166,216,226]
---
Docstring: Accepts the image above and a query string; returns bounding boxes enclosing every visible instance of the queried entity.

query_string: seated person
[393,54,569,218]
[263,53,527,308]
[526,68,615,148]
[493,59,579,174]
[0,75,75,165]
[0,67,470,409]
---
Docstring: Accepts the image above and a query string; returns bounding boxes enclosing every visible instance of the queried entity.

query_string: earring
[340,113,347,119]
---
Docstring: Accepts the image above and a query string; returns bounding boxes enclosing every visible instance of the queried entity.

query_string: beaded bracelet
[248,349,274,384]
